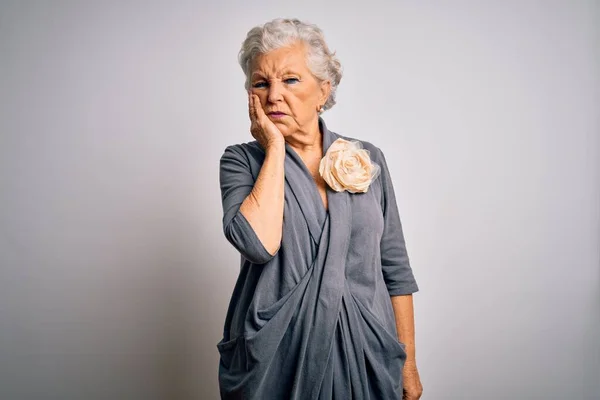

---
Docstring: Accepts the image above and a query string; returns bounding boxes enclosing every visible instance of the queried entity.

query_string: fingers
[253,94,268,121]
[248,92,263,141]
[249,92,267,125]
[248,91,256,123]
[247,92,281,148]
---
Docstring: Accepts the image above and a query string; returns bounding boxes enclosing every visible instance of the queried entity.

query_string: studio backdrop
[1,1,598,399]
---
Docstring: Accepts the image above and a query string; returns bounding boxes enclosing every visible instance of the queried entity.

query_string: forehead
[251,42,310,77]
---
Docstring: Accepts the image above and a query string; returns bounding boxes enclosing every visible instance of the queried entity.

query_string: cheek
[286,90,314,114]
[248,87,258,96]
[256,92,268,106]
[249,89,267,103]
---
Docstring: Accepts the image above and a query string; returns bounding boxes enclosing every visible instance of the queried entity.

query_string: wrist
[265,140,285,153]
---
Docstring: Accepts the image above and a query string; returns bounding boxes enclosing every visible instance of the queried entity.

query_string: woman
[218,18,422,400]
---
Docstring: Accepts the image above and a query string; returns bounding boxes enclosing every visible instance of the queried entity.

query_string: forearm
[239,141,285,255]
[390,294,417,365]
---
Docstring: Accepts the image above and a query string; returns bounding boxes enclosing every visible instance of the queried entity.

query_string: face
[249,42,331,137]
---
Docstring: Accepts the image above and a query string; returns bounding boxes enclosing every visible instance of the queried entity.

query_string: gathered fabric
[217,118,419,399]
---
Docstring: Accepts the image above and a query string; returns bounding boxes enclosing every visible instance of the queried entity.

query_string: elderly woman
[217,18,422,400]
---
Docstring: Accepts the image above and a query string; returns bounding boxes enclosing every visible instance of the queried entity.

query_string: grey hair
[239,18,343,112]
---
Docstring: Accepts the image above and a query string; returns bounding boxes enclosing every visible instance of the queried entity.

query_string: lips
[267,111,287,120]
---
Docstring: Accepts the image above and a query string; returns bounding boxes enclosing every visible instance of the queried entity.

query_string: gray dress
[217,118,419,399]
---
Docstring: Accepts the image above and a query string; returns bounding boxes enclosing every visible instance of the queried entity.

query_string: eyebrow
[251,69,301,80]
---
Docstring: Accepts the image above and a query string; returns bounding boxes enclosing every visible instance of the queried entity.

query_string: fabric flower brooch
[319,138,381,193]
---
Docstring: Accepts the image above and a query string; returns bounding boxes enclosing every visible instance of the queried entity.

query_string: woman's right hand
[248,92,285,149]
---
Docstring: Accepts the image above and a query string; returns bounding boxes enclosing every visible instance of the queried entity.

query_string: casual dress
[217,118,419,399]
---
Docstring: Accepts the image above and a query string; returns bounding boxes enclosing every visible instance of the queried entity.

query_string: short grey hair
[239,18,343,112]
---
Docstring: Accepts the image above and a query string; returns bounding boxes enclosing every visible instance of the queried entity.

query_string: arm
[238,141,285,256]
[378,147,419,295]
[391,294,416,364]
[391,294,422,399]
[377,147,422,398]
[218,93,285,263]
[219,142,285,264]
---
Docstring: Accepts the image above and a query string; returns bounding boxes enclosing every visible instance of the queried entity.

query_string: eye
[252,81,268,89]
[284,78,300,84]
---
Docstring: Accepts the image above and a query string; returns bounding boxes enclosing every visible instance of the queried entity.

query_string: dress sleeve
[377,147,419,295]
[219,145,276,265]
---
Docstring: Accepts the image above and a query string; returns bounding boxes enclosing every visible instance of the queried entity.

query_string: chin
[273,121,292,136]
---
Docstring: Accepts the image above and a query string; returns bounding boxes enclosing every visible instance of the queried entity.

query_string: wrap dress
[217,117,419,399]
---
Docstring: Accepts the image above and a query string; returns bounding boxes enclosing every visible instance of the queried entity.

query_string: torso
[299,152,329,212]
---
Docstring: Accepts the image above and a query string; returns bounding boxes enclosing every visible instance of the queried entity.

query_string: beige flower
[319,138,381,193]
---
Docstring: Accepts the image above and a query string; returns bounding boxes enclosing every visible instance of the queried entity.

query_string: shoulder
[329,129,392,198]
[330,130,387,166]
[220,140,265,165]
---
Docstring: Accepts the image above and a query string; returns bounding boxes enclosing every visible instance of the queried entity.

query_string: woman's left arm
[376,146,422,399]
[391,294,422,399]
[391,294,416,364]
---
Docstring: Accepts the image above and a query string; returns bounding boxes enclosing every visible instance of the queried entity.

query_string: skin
[239,40,422,399]
[392,294,423,399]
[240,41,330,255]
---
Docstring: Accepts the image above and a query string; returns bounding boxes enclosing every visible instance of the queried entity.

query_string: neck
[286,116,322,154]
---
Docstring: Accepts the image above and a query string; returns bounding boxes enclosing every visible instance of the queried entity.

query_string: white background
[1,1,598,398]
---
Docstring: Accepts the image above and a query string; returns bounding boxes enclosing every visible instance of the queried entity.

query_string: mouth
[267,112,287,118]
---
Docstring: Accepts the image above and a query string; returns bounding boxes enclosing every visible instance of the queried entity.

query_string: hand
[248,92,284,149]
[402,362,423,400]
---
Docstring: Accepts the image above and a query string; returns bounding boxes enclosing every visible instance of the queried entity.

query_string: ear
[318,80,332,108]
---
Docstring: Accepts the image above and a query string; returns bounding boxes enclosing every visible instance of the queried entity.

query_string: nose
[267,80,283,103]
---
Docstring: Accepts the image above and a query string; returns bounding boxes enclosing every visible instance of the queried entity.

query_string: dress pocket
[244,264,314,365]
[350,292,407,359]
[216,335,247,372]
